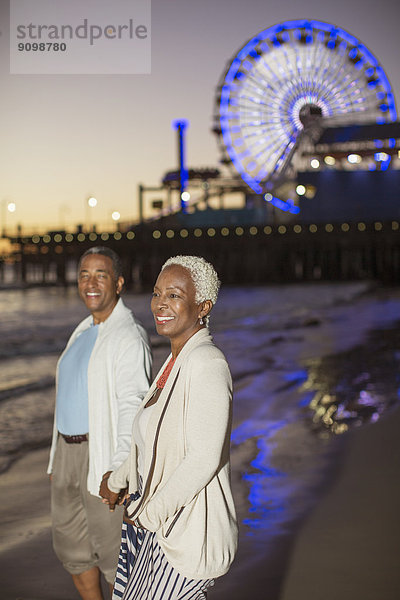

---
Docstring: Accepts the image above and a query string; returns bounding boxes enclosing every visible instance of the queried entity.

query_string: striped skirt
[113,522,214,600]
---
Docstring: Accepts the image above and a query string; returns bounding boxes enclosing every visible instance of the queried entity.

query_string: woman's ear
[199,300,213,320]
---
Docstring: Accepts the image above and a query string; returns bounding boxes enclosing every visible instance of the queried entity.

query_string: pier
[2,218,400,288]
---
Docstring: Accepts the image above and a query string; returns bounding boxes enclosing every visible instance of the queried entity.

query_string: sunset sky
[0,0,399,233]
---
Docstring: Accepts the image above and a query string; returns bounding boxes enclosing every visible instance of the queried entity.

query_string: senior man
[47,246,152,600]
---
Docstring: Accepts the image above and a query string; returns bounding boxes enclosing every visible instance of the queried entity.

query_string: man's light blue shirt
[56,323,99,435]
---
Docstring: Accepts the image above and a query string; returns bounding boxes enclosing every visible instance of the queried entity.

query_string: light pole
[111,210,121,231]
[172,119,189,214]
[1,200,16,237]
[85,196,98,232]
[58,204,71,230]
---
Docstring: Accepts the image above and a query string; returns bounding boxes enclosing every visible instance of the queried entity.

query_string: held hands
[99,471,128,511]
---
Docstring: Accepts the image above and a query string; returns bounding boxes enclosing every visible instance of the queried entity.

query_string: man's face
[78,254,124,323]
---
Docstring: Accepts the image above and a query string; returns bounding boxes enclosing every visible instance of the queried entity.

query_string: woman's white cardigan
[108,328,238,580]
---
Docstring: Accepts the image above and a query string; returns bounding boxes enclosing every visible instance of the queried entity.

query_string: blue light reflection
[230,365,309,533]
[232,419,289,531]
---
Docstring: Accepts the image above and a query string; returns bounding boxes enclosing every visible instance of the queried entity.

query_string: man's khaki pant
[51,435,123,583]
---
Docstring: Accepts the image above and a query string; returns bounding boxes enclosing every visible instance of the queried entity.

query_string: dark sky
[0,0,399,231]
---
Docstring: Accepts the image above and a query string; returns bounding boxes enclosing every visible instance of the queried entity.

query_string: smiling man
[47,246,152,600]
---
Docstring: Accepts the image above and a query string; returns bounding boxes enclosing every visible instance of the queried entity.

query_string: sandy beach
[2,283,400,599]
[280,405,400,600]
[1,402,399,600]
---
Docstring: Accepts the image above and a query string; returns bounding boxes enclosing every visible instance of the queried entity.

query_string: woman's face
[151,264,202,353]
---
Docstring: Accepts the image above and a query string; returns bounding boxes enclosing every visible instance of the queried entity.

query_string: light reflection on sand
[303,324,400,435]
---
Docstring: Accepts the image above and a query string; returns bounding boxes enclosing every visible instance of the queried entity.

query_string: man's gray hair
[161,255,221,324]
[79,246,123,279]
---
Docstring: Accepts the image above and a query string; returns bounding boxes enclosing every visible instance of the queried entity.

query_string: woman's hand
[118,491,130,506]
[99,471,120,511]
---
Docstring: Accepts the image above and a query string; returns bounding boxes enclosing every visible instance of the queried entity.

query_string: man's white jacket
[47,298,152,496]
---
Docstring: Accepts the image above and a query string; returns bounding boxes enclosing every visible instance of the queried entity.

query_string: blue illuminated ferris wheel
[213,20,397,194]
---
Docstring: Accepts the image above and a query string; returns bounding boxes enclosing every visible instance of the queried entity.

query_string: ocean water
[1,281,400,540]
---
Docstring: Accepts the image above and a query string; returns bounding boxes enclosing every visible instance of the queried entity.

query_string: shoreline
[2,282,400,598]
[1,405,400,599]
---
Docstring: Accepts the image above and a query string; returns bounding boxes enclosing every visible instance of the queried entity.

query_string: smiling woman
[100,255,238,600]
[151,263,212,358]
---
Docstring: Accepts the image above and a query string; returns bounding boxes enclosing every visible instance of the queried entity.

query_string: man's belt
[60,433,88,444]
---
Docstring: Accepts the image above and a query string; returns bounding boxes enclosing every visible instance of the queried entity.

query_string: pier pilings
[5,220,400,288]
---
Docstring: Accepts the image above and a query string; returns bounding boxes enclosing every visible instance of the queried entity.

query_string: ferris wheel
[213,19,397,194]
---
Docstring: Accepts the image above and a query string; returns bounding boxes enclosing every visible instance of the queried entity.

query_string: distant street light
[85,196,98,232]
[1,200,17,237]
[296,185,306,196]
[375,152,389,162]
[111,211,121,232]
[347,153,362,164]
[88,196,97,208]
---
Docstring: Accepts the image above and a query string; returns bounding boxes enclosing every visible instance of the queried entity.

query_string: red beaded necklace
[156,357,176,389]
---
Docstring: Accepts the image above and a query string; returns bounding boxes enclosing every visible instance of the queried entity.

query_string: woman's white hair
[161,255,221,325]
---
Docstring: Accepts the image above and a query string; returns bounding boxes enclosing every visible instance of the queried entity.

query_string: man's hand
[99,471,120,512]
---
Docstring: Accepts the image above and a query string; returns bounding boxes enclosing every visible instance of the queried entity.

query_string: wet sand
[1,404,399,600]
[280,405,400,600]
[2,283,400,599]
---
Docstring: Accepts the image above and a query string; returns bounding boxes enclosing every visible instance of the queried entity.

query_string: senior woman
[100,255,237,599]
